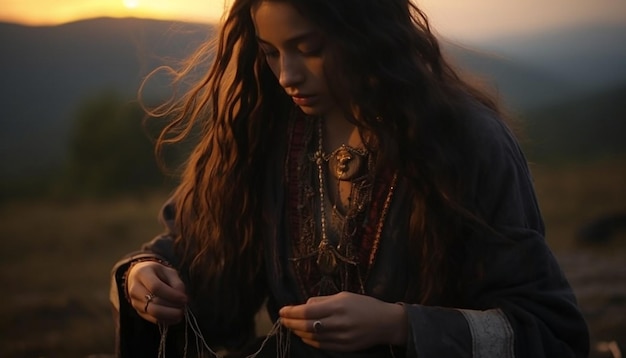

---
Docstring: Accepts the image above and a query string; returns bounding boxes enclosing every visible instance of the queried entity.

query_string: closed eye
[263,49,279,58]
[299,44,323,57]
[256,33,324,59]
[259,45,279,59]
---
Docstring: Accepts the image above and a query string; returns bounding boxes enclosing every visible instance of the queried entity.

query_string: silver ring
[313,320,323,333]
[144,292,156,313]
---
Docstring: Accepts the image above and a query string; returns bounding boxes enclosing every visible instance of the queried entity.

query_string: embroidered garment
[110,101,589,357]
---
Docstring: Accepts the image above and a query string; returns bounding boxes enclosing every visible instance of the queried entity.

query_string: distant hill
[0,17,625,179]
[0,17,211,178]
[522,84,626,163]
[473,24,626,94]
[443,43,578,111]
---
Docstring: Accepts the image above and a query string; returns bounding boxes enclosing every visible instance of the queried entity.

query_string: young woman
[110,0,589,357]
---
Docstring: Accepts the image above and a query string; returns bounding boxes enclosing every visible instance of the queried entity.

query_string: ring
[313,320,323,333]
[144,292,156,313]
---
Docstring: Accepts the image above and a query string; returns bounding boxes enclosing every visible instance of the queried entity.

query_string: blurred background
[1,0,625,357]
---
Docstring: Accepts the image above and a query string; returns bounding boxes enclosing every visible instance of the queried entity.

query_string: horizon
[2,0,626,42]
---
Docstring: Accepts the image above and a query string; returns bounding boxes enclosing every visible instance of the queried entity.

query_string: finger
[281,317,346,344]
[137,272,186,305]
[298,328,360,352]
[305,295,333,304]
[142,301,185,325]
[127,262,183,303]
[301,338,353,352]
[152,266,187,304]
[129,279,183,309]
[300,336,322,349]
[141,292,183,309]
[156,266,187,295]
[129,291,158,315]
[279,298,334,320]
[296,332,351,351]
[279,316,310,332]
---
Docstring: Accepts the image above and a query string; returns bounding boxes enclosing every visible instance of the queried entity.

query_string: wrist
[385,302,408,346]
[122,257,172,303]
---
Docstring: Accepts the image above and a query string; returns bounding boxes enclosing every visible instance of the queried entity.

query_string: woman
[110,0,589,357]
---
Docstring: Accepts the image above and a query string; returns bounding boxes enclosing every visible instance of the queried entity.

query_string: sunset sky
[2,0,626,41]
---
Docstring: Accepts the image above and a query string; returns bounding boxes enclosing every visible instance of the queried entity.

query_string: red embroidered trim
[286,112,395,297]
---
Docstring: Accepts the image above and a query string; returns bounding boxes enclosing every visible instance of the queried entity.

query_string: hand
[279,291,407,352]
[126,261,188,325]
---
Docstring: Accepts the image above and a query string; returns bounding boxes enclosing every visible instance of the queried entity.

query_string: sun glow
[0,0,227,26]
[1,0,625,43]
[123,0,139,9]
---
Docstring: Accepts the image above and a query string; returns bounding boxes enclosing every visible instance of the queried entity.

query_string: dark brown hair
[149,0,504,321]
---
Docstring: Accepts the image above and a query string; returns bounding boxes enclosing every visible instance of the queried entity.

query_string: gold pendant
[328,145,366,181]
[317,247,338,275]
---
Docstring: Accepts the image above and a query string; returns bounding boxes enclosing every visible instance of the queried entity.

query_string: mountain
[472,24,626,93]
[522,84,626,163]
[0,17,624,179]
[443,43,579,111]
[0,17,211,178]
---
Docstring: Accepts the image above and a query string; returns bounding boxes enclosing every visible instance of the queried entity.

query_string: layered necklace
[287,114,398,298]
[312,118,369,288]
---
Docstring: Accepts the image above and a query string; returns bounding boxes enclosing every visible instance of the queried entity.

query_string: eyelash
[261,45,323,59]
[263,49,279,58]
[300,46,323,56]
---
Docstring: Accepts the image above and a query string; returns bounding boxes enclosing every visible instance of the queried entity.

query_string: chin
[298,106,320,116]
[298,105,330,118]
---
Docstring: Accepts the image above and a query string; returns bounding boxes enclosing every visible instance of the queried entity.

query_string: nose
[278,54,305,89]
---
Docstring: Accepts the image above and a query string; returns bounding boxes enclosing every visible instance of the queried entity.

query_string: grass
[530,155,626,250]
[1,157,625,357]
[0,194,168,357]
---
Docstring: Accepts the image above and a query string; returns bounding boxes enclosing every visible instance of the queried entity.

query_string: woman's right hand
[126,260,188,325]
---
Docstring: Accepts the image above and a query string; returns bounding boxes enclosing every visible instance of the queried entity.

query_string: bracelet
[121,257,172,303]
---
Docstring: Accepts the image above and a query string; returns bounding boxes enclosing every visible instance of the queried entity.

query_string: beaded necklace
[313,118,360,281]
[287,113,398,298]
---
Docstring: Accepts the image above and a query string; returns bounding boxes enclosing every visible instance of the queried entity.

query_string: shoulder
[459,99,527,168]
[456,99,543,224]
[462,100,517,147]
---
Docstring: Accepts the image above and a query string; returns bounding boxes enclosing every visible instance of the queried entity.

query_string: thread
[157,306,290,358]
[157,323,168,358]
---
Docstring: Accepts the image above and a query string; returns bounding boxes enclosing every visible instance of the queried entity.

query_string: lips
[291,94,317,107]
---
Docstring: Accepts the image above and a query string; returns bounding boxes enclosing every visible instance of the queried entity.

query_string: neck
[323,111,363,153]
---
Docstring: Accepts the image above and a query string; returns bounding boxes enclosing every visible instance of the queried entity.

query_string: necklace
[287,112,398,297]
[313,118,359,277]
[325,144,369,181]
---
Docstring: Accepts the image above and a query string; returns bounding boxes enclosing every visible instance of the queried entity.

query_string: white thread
[184,307,222,357]
[157,306,290,358]
[182,312,189,358]
[276,320,291,358]
[244,318,290,358]
[158,323,169,358]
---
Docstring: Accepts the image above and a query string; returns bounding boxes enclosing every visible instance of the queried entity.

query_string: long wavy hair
[149,0,505,321]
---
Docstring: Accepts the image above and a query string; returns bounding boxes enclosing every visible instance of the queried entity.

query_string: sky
[2,0,626,42]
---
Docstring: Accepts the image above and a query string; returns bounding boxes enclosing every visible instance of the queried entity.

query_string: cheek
[307,58,324,75]
[308,59,328,84]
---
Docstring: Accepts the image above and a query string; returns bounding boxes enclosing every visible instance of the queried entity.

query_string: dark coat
[110,103,589,357]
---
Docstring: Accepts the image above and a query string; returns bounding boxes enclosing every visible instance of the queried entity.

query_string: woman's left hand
[279,291,407,352]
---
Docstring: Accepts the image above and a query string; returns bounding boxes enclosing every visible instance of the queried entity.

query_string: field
[1,157,625,357]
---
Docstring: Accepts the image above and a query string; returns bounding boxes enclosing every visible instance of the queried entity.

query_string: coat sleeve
[403,112,590,358]
[109,199,256,357]
[109,198,190,358]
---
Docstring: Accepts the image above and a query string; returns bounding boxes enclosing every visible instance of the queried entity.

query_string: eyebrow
[256,32,320,47]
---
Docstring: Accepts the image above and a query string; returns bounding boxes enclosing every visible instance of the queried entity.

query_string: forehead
[252,1,317,42]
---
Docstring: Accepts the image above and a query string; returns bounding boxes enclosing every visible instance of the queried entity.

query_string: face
[252,1,338,118]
